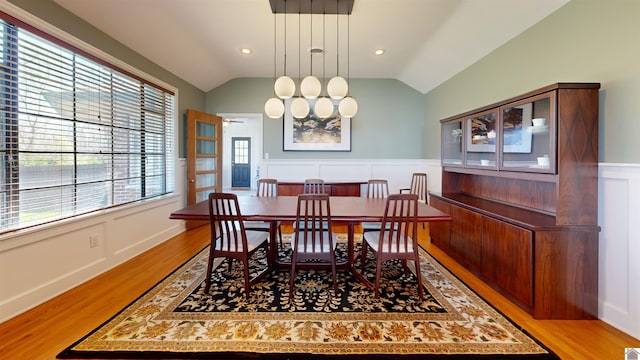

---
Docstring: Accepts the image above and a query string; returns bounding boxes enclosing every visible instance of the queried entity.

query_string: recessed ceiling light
[241,48,252,55]
[374,49,385,56]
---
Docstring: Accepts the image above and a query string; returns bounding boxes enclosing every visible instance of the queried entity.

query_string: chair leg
[360,242,368,270]
[277,224,283,249]
[331,259,338,294]
[374,258,383,298]
[204,246,218,293]
[402,259,409,272]
[414,255,424,301]
[289,262,296,298]
[243,258,251,299]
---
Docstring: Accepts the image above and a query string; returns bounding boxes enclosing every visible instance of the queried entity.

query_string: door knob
[190,179,195,183]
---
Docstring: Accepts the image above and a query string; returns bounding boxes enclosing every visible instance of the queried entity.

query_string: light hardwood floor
[0,224,638,359]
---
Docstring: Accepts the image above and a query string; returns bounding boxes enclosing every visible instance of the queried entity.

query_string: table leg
[268,221,278,267]
[347,221,373,290]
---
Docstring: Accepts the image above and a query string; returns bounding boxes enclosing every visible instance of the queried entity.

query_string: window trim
[0,1,179,235]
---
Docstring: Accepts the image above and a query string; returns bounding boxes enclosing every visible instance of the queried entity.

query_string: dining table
[169,195,452,289]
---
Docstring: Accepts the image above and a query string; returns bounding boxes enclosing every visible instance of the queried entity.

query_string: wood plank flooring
[0,224,638,359]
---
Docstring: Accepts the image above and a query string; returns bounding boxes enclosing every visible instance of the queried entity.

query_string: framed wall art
[283,99,351,151]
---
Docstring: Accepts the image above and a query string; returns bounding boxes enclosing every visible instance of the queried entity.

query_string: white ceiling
[54,0,569,94]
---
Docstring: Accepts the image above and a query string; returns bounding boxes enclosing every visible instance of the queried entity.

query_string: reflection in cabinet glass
[442,119,463,165]
[466,110,497,168]
[501,94,555,172]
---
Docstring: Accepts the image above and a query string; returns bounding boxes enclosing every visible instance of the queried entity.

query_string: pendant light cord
[347,10,350,96]
[336,0,339,77]
[309,0,313,77]
[273,9,276,82]
[298,6,301,95]
[283,0,287,77]
[322,10,326,89]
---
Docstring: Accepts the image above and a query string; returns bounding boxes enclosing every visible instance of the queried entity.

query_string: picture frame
[283,98,351,151]
[502,103,533,153]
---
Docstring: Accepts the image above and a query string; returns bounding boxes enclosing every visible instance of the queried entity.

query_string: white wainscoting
[598,163,640,339]
[0,162,187,323]
[261,158,442,196]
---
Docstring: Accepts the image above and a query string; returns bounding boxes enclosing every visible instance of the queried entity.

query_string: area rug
[58,235,558,359]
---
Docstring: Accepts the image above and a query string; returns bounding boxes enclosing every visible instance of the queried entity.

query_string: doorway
[231,137,251,188]
[218,113,263,192]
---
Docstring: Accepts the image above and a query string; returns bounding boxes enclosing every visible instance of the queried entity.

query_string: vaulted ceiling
[54,0,569,93]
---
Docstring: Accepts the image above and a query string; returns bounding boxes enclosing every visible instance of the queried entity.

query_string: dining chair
[303,178,326,194]
[243,178,283,248]
[289,194,338,296]
[362,179,390,233]
[205,192,272,298]
[400,172,428,204]
[360,193,424,301]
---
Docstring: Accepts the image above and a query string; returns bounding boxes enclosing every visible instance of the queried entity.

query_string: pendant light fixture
[265,9,285,118]
[327,0,347,100]
[338,7,357,118]
[267,0,356,119]
[314,10,333,118]
[290,5,310,119]
[274,1,295,99]
[300,0,321,99]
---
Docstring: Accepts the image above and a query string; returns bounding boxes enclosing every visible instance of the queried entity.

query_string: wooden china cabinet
[429,83,600,319]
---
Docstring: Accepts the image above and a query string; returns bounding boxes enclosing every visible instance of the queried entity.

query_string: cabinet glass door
[442,119,463,166]
[465,110,497,168]
[500,92,555,173]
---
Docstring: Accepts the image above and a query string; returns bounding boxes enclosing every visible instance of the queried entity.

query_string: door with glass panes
[231,137,251,188]
[186,109,222,227]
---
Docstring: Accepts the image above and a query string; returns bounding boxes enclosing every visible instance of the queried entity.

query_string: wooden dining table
[169,195,452,289]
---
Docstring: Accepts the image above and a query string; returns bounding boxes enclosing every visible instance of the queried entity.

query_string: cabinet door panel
[449,206,482,272]
[482,217,533,308]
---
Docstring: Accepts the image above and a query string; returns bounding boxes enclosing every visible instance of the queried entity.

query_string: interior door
[186,109,223,228]
[231,137,251,188]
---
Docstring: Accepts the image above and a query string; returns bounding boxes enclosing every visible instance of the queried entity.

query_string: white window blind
[0,15,175,233]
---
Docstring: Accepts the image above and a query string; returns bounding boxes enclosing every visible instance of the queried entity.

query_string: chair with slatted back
[289,194,338,296]
[303,178,326,194]
[400,172,428,204]
[205,193,272,298]
[360,193,424,301]
[362,179,390,233]
[243,179,283,248]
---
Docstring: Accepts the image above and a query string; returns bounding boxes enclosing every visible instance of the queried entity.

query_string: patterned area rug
[58,236,558,359]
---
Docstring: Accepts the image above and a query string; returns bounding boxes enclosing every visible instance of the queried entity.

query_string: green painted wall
[8,0,207,158]
[207,78,425,159]
[423,0,640,163]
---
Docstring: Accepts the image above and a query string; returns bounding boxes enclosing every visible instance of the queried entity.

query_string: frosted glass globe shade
[264,97,284,118]
[274,76,295,99]
[339,97,358,118]
[290,97,310,118]
[300,76,321,99]
[314,97,334,118]
[327,76,348,99]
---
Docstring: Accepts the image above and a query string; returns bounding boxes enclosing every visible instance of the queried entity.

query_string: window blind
[0,16,175,233]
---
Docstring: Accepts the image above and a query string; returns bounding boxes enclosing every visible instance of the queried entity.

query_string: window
[0,14,175,233]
